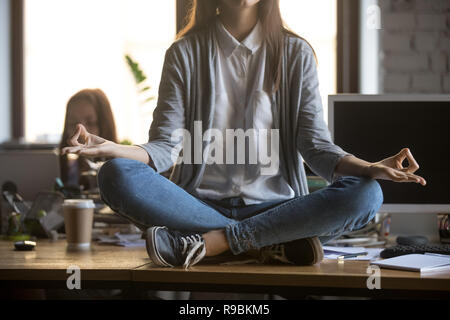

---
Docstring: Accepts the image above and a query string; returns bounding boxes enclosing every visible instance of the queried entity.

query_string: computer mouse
[14,240,36,251]
[396,235,428,246]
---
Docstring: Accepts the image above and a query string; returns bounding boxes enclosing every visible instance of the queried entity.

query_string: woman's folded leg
[97,158,236,233]
[225,176,384,254]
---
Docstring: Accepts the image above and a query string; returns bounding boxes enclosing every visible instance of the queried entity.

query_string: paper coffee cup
[63,199,95,250]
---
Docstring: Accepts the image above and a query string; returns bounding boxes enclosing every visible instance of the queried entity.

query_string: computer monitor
[328,94,450,214]
[0,149,60,201]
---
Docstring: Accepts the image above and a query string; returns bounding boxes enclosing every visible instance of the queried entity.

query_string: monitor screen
[331,98,450,205]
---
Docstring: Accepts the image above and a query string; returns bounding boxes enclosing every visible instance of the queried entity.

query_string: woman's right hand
[61,124,117,158]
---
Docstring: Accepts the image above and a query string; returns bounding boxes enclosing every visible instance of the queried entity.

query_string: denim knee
[361,177,383,212]
[97,159,122,205]
[98,159,125,189]
[97,158,144,204]
[348,177,384,226]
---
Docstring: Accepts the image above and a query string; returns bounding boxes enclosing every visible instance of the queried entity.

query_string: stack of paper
[323,246,383,261]
[96,232,145,247]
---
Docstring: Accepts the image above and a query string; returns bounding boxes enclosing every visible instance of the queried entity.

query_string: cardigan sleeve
[296,46,352,183]
[136,44,186,173]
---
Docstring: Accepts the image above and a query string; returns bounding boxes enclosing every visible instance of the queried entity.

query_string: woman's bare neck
[218,5,258,42]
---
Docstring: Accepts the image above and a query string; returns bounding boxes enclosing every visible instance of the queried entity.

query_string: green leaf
[125,54,155,106]
[120,139,133,145]
[125,54,148,85]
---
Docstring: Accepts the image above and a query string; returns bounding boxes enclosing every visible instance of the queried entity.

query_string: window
[24,1,337,144]
[280,0,337,122]
[24,0,176,144]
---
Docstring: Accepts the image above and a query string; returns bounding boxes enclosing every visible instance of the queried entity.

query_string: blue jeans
[97,158,383,255]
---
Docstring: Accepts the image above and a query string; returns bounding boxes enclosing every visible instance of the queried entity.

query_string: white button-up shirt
[195,19,295,205]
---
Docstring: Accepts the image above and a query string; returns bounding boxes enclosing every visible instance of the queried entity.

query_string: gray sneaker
[145,226,206,269]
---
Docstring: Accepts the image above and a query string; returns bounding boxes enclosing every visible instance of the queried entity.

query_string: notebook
[371,254,450,273]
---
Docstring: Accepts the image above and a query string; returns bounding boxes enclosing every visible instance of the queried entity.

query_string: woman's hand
[366,148,426,186]
[61,124,117,158]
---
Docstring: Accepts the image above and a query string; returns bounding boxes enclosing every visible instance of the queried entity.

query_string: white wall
[0,0,11,143]
[360,0,380,94]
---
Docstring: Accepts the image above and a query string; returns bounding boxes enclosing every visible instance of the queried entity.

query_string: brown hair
[176,0,316,93]
[59,88,118,185]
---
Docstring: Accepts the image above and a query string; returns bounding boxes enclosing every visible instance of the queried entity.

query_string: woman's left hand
[366,148,427,186]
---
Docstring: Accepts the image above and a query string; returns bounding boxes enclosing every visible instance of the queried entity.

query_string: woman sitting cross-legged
[62,0,426,268]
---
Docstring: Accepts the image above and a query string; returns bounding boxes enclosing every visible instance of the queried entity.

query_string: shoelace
[259,244,293,264]
[179,234,206,269]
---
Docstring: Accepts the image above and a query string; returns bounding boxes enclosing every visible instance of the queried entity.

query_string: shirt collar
[215,18,263,57]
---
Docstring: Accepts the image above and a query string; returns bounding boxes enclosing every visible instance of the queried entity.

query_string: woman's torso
[194,19,295,205]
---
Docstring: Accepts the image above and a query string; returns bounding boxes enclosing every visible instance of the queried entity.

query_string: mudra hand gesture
[366,148,426,186]
[61,124,117,158]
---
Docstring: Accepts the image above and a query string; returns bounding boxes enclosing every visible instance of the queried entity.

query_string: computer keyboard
[380,244,450,259]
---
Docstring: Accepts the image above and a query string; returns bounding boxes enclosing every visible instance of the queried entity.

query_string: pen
[337,252,368,260]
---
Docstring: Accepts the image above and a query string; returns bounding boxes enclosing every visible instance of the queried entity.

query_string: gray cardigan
[138,24,350,197]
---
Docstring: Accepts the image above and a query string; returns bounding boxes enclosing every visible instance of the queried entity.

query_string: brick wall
[380,0,450,93]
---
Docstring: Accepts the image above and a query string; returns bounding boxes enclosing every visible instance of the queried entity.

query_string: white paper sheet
[323,246,383,261]
[371,253,450,272]
[97,232,145,247]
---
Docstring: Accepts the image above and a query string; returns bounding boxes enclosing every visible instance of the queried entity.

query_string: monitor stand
[380,211,443,244]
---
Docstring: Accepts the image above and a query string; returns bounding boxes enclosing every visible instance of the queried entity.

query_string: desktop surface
[0,239,149,282]
[0,239,449,298]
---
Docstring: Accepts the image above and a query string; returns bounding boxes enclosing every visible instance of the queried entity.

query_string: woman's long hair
[59,88,118,185]
[177,0,316,93]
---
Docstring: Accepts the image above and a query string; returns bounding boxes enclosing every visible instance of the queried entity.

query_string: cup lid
[63,199,95,209]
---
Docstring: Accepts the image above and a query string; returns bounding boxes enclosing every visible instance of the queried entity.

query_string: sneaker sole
[145,226,173,267]
[306,236,324,265]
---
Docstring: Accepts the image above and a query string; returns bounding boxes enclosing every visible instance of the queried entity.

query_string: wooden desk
[1,240,449,298]
[0,240,148,288]
[133,259,450,298]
